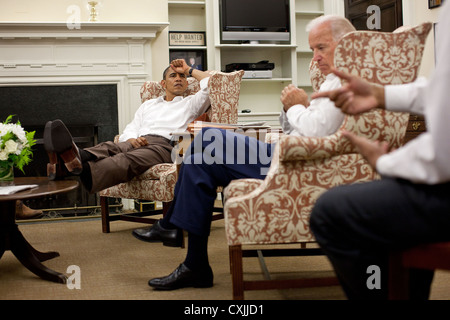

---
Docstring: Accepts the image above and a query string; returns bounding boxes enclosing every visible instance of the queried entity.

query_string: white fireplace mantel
[0,21,169,133]
[0,21,169,40]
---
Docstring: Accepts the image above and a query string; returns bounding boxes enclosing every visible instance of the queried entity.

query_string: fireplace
[1,84,118,216]
[0,21,169,214]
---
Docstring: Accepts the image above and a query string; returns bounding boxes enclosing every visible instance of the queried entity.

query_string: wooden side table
[0,177,79,283]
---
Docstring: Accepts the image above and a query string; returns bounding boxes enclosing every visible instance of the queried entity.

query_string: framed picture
[429,0,444,9]
[169,31,206,46]
[169,49,206,72]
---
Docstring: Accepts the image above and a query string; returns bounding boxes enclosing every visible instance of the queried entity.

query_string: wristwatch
[188,67,194,77]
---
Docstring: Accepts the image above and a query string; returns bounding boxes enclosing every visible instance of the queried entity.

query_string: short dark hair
[162,66,171,80]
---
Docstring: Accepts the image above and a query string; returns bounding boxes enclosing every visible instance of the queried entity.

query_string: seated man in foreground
[310,3,450,300]
[133,15,356,291]
[43,59,211,193]
[309,0,450,298]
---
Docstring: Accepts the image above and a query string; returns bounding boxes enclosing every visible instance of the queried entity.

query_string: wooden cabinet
[404,115,427,144]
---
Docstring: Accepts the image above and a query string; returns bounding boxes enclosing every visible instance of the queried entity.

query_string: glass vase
[0,165,14,186]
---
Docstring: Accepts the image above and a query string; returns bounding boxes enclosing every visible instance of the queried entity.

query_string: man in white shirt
[310,1,450,300]
[136,15,356,291]
[43,59,211,193]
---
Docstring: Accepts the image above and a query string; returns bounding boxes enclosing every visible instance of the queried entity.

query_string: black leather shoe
[148,263,213,290]
[132,220,183,247]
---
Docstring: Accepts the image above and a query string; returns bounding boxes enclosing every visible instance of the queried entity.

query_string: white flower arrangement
[0,115,36,173]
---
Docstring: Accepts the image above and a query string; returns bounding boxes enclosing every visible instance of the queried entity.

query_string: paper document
[0,184,38,195]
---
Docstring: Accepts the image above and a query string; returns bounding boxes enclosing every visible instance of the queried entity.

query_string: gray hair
[306,15,356,42]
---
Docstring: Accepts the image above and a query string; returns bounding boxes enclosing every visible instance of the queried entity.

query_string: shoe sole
[43,120,73,154]
[44,120,82,175]
[150,282,213,290]
[148,276,213,290]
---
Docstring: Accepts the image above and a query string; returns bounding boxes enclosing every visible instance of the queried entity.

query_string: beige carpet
[0,218,449,300]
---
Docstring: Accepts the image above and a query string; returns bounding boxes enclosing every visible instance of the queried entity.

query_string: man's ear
[160,80,166,89]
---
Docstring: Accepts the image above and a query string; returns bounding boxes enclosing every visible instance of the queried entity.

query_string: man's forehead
[168,71,185,77]
[309,31,335,48]
[310,41,330,48]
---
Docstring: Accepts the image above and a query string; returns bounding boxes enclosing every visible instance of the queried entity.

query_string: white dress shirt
[377,1,450,184]
[279,73,345,137]
[119,77,211,142]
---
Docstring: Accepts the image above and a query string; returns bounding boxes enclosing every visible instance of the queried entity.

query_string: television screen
[220,0,290,43]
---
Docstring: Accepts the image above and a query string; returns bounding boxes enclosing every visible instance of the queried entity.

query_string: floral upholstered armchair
[223,23,432,299]
[99,70,244,233]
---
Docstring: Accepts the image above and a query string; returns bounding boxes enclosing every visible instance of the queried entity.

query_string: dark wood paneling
[345,0,403,32]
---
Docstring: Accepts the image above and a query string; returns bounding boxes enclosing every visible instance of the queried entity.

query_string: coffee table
[0,177,79,283]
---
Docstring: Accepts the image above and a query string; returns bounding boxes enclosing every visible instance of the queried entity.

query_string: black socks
[159,218,176,230]
[78,149,95,191]
[79,149,96,162]
[80,162,93,192]
[183,232,210,272]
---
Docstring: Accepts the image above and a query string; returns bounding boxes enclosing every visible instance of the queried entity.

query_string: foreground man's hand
[312,68,385,114]
[342,130,390,169]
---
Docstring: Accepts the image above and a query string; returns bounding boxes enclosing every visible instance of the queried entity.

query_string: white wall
[0,0,170,81]
[0,0,168,22]
[403,0,442,78]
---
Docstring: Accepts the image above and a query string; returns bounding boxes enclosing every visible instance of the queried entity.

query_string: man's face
[162,70,188,97]
[308,22,338,76]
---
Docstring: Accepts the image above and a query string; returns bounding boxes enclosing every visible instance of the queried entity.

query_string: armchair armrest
[279,108,410,162]
[278,131,353,162]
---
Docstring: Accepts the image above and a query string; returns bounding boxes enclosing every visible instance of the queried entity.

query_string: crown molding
[0,21,169,40]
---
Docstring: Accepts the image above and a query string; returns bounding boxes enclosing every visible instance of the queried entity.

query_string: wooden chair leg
[100,196,110,233]
[389,251,410,300]
[229,244,244,300]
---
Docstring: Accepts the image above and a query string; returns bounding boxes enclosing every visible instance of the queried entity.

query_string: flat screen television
[220,0,291,43]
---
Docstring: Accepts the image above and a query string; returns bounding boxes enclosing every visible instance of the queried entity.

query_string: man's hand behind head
[170,59,190,76]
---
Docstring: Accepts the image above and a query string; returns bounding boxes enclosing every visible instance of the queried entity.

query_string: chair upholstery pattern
[140,77,201,102]
[223,23,432,246]
[309,60,326,93]
[99,70,244,231]
[334,23,432,85]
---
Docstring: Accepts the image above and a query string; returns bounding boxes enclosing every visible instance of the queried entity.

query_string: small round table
[0,177,79,283]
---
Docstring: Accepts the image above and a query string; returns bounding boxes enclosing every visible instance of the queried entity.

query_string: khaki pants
[85,135,173,193]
